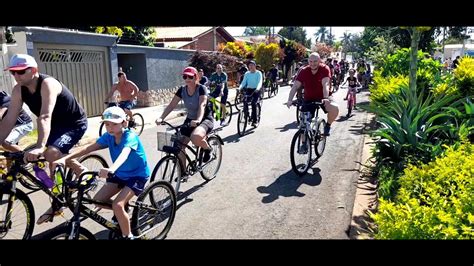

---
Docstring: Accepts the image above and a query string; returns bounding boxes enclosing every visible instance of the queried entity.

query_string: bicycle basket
[157,131,176,151]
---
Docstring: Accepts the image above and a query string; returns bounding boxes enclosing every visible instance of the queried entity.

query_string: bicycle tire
[42,225,95,240]
[66,154,109,199]
[131,180,176,240]
[314,119,327,158]
[0,188,35,240]
[18,174,41,191]
[150,155,183,193]
[99,122,105,137]
[130,113,145,136]
[254,102,261,127]
[237,110,247,136]
[199,136,223,181]
[290,129,312,176]
[224,101,233,125]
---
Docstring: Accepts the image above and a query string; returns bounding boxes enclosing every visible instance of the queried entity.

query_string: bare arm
[108,147,131,174]
[129,81,139,101]
[195,94,208,124]
[286,80,302,108]
[105,84,118,101]
[0,86,24,144]
[158,95,181,122]
[36,78,61,150]
[322,77,330,99]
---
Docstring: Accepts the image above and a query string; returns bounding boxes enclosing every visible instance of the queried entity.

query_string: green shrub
[371,142,474,239]
[381,48,442,78]
[369,71,408,103]
[453,57,474,97]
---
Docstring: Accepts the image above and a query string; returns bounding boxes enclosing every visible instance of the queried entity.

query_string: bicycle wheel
[131,180,176,240]
[237,109,247,136]
[314,119,327,158]
[273,84,279,96]
[290,129,312,176]
[254,102,261,127]
[42,225,95,240]
[19,173,41,191]
[0,189,35,239]
[296,105,301,123]
[99,122,106,137]
[130,113,145,136]
[66,154,109,199]
[200,136,223,181]
[224,101,233,125]
[150,155,183,193]
[234,92,243,111]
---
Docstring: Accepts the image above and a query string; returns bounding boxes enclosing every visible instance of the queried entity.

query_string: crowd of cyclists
[0,51,372,240]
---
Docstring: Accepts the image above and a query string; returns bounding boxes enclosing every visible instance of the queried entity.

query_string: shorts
[301,97,334,117]
[107,175,147,196]
[5,122,34,145]
[47,122,87,154]
[180,117,214,138]
[119,100,136,111]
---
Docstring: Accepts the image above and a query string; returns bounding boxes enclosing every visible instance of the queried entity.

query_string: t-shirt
[96,129,150,180]
[0,92,32,126]
[346,76,358,88]
[295,65,331,101]
[175,84,211,120]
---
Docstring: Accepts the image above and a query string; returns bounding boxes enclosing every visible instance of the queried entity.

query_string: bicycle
[99,102,145,136]
[208,84,233,126]
[289,101,327,176]
[237,89,262,136]
[269,78,279,98]
[42,171,176,240]
[151,120,223,194]
[0,151,108,239]
[234,88,244,111]
[344,86,360,117]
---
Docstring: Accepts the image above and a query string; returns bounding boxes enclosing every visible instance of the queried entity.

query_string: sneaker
[323,124,331,136]
[203,147,213,163]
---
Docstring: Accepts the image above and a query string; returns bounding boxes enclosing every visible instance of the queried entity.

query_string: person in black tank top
[0,54,88,224]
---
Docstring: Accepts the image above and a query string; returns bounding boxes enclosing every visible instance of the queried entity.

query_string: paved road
[30,84,370,239]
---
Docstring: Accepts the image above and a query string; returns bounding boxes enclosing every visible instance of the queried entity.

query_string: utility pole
[213,27,217,51]
[442,27,446,61]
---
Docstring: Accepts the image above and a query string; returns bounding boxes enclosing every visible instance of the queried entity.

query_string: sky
[225,27,365,43]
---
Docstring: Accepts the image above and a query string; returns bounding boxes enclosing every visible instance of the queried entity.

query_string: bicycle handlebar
[0,151,48,163]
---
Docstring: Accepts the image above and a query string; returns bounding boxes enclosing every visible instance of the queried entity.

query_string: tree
[73,26,156,46]
[401,27,431,94]
[280,39,307,79]
[189,51,240,76]
[278,27,311,48]
[312,42,333,58]
[243,27,270,36]
[327,33,335,46]
[314,27,328,43]
[255,43,280,72]
[365,36,400,69]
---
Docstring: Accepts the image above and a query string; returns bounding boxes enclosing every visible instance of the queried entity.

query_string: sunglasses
[102,113,123,120]
[9,68,30,76]
[182,75,195,80]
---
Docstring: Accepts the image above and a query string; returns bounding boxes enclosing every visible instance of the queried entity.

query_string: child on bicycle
[53,106,150,240]
[342,69,361,109]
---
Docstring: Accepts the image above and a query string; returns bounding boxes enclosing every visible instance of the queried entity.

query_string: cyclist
[53,106,150,240]
[237,61,248,86]
[238,60,263,127]
[0,54,88,224]
[198,69,209,87]
[0,90,34,152]
[342,69,361,109]
[286,52,339,136]
[156,67,214,174]
[208,64,229,126]
[268,64,279,89]
[105,72,139,126]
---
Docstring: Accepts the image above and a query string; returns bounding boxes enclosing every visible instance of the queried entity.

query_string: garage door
[34,43,111,117]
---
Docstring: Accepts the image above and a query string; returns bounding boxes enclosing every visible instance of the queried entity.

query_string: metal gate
[34,43,111,117]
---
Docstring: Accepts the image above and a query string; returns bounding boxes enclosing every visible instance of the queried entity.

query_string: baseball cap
[5,54,38,71]
[182,67,198,77]
[102,106,126,124]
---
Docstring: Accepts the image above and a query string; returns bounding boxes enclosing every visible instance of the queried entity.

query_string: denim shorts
[5,122,34,145]
[107,175,148,196]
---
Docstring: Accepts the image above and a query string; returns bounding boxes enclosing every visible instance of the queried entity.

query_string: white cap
[6,54,38,71]
[102,106,126,123]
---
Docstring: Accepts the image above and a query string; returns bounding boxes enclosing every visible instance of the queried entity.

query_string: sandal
[36,207,65,225]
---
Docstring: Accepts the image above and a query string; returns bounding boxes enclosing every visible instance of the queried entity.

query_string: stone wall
[136,87,180,107]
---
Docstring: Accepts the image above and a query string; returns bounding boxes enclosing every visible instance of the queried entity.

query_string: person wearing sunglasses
[0,90,33,152]
[52,106,149,240]
[156,66,214,172]
[105,71,140,125]
[0,54,88,224]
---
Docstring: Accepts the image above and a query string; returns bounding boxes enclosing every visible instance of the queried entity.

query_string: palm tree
[341,32,352,59]
[314,27,329,43]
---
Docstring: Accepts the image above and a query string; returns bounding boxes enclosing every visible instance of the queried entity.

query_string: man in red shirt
[286,52,339,136]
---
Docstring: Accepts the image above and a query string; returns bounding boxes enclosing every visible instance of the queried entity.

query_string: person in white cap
[0,54,88,224]
[52,106,150,240]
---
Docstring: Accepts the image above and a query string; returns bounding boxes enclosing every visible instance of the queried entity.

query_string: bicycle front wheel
[200,136,223,181]
[67,154,109,199]
[290,129,312,176]
[314,119,327,158]
[132,180,176,240]
[130,113,145,136]
[237,109,247,136]
[0,189,35,239]
[224,101,233,125]
[150,155,183,193]
[99,122,106,137]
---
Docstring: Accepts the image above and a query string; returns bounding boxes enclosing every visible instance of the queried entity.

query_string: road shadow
[256,168,322,204]
[275,121,298,132]
[222,133,242,144]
